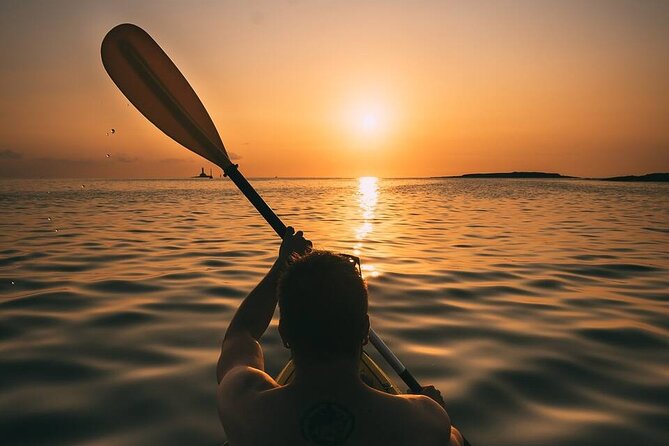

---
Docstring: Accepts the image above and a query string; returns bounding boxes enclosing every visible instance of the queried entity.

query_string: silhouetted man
[217,227,464,445]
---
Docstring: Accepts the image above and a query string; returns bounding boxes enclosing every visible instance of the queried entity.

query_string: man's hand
[278,226,312,262]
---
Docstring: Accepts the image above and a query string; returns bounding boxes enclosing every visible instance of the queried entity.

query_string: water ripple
[1,178,668,446]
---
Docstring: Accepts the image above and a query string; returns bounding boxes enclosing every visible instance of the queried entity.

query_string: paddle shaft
[369,330,422,392]
[222,164,423,393]
[224,165,286,237]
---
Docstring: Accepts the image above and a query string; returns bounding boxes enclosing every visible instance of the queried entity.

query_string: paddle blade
[101,23,232,169]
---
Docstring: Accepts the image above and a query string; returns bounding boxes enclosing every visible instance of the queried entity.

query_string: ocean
[1,177,668,445]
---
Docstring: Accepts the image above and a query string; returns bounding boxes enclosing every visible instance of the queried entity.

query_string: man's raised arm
[216,227,311,383]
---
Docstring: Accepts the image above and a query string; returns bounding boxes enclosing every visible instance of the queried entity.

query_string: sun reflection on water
[355,176,380,278]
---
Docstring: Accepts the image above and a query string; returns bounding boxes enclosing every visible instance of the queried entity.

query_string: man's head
[278,250,369,363]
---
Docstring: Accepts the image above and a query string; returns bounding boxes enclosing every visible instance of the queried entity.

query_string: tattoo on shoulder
[301,401,355,445]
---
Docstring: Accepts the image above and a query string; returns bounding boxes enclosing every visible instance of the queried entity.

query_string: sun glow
[359,111,381,134]
[348,104,388,139]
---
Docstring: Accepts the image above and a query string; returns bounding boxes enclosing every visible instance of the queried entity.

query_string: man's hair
[278,250,368,361]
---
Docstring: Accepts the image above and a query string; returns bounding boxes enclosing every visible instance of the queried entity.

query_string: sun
[360,112,380,133]
[354,107,385,137]
[339,97,395,143]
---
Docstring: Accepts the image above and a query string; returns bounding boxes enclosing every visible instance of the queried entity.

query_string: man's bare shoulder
[367,390,452,444]
[404,395,465,446]
[217,366,280,407]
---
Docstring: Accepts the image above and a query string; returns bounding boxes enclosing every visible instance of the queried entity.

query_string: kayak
[276,349,401,394]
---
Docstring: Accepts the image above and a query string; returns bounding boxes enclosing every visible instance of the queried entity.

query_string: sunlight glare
[358,177,378,224]
[352,106,386,138]
[361,112,380,133]
[355,176,381,278]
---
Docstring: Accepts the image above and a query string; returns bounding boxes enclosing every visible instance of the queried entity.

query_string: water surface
[1,178,668,445]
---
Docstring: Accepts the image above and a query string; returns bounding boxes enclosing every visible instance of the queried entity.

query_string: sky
[0,0,668,178]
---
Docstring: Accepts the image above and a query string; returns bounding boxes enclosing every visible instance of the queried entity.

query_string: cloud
[157,157,192,164]
[228,152,242,161]
[0,153,219,178]
[32,156,96,163]
[0,149,22,159]
[112,154,140,163]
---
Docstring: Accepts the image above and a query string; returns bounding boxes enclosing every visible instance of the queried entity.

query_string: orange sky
[1,0,668,178]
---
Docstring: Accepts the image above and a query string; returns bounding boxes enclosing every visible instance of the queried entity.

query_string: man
[217,227,464,445]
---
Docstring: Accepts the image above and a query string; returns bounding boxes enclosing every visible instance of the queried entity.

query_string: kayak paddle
[100,23,422,393]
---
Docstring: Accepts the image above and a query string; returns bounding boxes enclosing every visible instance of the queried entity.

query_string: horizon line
[2,171,668,181]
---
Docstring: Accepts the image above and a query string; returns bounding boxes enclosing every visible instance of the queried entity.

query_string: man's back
[216,235,464,446]
[218,366,459,446]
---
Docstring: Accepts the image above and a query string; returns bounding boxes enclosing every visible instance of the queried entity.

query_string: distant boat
[193,167,213,179]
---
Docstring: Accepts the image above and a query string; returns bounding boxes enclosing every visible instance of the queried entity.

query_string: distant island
[440,171,572,179]
[436,171,668,182]
[600,173,669,182]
